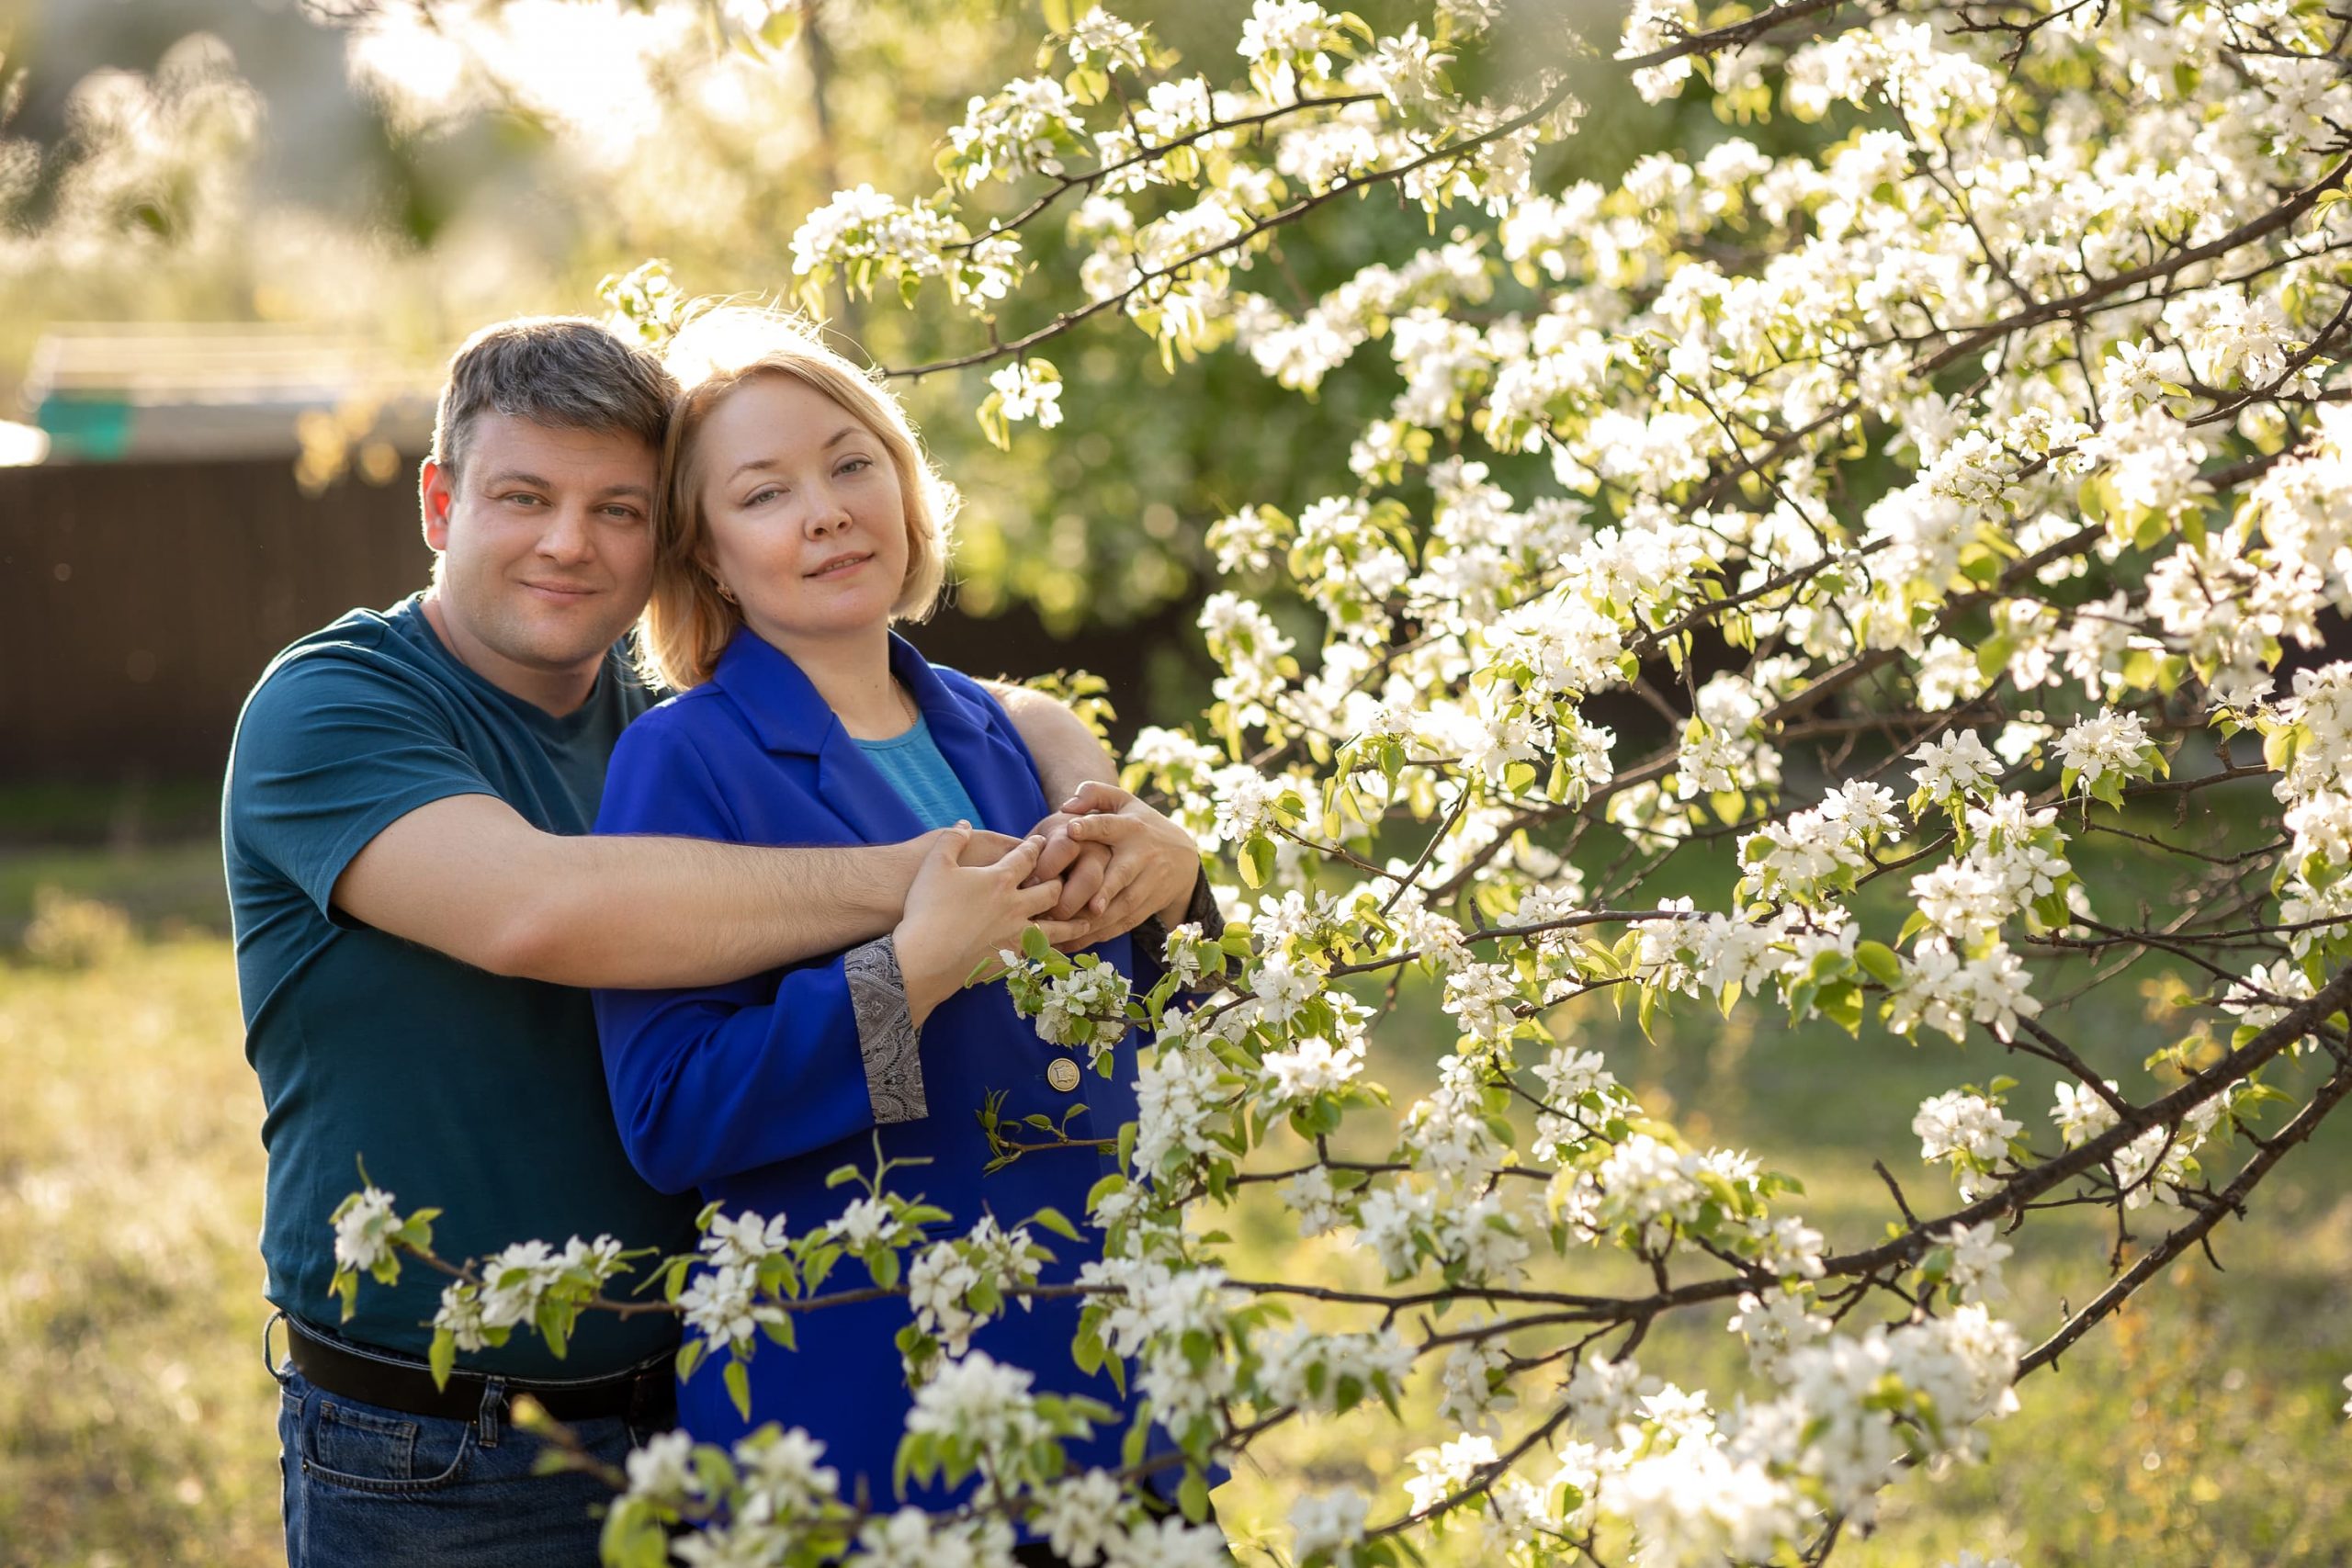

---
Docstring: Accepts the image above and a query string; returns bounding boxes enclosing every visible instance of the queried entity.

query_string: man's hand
[1052,781,1204,945]
[952,825,1027,867]
[1024,812,1114,928]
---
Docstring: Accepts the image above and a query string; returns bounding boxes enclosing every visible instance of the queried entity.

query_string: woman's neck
[752,618,911,739]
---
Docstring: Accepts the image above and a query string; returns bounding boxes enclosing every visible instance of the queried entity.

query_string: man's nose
[537,502,598,561]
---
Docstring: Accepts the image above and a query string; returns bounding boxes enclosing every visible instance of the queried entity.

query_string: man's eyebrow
[481,470,651,502]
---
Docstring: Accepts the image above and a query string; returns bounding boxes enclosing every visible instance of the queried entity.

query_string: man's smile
[519,579,605,603]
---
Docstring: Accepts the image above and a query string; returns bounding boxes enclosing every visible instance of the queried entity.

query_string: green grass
[2,832,2348,1566]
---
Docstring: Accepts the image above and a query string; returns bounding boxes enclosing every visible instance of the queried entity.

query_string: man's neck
[752,618,907,739]
[420,592,604,718]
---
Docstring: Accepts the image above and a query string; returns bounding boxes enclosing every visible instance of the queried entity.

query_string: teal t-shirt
[222,594,702,1377]
[853,715,983,830]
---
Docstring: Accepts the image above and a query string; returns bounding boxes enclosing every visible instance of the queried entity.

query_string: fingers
[1061,811,1144,847]
[1059,779,1133,817]
[1087,883,1157,942]
[990,833,1047,879]
[1012,878,1066,920]
[1033,916,1096,950]
[1030,823,1083,886]
[923,821,973,868]
[1051,842,1110,920]
[1089,840,1149,919]
[960,828,1022,867]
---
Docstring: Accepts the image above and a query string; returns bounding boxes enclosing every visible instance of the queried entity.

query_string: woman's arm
[597,962,896,1193]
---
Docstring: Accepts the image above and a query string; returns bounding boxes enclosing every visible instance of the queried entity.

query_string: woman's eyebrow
[723,429,864,483]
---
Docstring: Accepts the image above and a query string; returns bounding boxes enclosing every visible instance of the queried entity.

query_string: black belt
[280,1314,673,1427]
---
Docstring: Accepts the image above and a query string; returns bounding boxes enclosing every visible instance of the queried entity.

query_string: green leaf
[1179,1470,1210,1522]
[724,1358,752,1421]
[1022,924,1052,963]
[757,7,800,48]
[1029,1205,1082,1242]
[1240,834,1276,888]
[429,1329,456,1390]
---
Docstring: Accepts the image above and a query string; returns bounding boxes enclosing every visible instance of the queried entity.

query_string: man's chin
[505,612,639,672]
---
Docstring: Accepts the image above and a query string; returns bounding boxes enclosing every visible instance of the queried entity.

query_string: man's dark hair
[429,317,677,479]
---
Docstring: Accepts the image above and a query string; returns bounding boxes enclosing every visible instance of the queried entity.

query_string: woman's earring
[715,581,739,604]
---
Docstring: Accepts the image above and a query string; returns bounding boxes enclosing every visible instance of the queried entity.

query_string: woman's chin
[752,599,895,645]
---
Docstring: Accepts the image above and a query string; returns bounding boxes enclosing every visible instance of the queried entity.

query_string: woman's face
[690,372,910,647]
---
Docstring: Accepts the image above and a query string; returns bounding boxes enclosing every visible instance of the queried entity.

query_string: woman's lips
[806,552,873,579]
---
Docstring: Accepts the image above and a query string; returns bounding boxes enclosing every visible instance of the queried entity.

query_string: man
[223,317,1206,1566]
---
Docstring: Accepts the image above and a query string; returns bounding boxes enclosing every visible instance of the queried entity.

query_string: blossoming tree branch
[334,0,2352,1562]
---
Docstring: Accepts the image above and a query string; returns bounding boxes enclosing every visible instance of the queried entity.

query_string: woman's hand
[1054,782,1204,942]
[893,825,1069,1027]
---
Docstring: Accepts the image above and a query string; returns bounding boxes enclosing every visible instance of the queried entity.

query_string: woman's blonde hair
[638,305,958,691]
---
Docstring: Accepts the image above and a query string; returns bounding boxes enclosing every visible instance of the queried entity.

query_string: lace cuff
[844,935,926,1123]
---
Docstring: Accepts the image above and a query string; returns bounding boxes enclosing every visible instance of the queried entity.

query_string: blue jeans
[274,1359,671,1567]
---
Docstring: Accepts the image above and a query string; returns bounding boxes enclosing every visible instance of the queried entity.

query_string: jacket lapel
[712,626,927,846]
[892,636,1048,839]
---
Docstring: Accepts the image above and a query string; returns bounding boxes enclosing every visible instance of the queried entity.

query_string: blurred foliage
[0,0,1836,634]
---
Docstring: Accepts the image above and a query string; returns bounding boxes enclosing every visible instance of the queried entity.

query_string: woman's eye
[744,487,781,506]
[838,457,872,476]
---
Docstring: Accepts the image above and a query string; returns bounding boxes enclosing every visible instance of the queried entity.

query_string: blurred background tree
[0,0,1741,651]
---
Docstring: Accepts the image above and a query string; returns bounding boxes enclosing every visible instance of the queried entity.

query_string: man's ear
[420,457,457,552]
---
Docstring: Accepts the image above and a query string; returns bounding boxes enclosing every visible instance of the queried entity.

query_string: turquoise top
[853,714,983,829]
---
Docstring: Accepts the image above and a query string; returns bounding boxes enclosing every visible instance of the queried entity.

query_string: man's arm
[334,795,1060,989]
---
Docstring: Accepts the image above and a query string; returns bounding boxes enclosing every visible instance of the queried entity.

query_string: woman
[590,308,1196,1521]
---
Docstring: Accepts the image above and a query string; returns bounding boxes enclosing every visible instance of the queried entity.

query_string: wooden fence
[0,457,1194,791]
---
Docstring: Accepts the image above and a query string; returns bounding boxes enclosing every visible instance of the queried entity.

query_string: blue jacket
[592,626,1143,1506]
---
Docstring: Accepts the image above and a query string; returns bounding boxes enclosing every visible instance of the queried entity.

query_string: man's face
[420,412,659,686]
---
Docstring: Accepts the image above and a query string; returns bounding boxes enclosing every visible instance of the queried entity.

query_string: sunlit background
[5,5,2350,1566]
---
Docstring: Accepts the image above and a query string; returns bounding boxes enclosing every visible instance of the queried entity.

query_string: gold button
[1046,1057,1081,1092]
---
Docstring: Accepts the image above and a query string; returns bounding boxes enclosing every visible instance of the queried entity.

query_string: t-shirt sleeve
[227,653,502,920]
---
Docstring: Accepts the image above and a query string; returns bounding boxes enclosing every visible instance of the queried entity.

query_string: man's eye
[503,492,544,507]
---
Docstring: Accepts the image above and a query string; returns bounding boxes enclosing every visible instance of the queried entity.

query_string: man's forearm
[507,833,924,989]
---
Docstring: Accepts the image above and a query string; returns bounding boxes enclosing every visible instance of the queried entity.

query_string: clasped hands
[891,783,1203,1026]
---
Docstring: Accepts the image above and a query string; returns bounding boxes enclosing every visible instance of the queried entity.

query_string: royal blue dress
[591,626,1146,1507]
